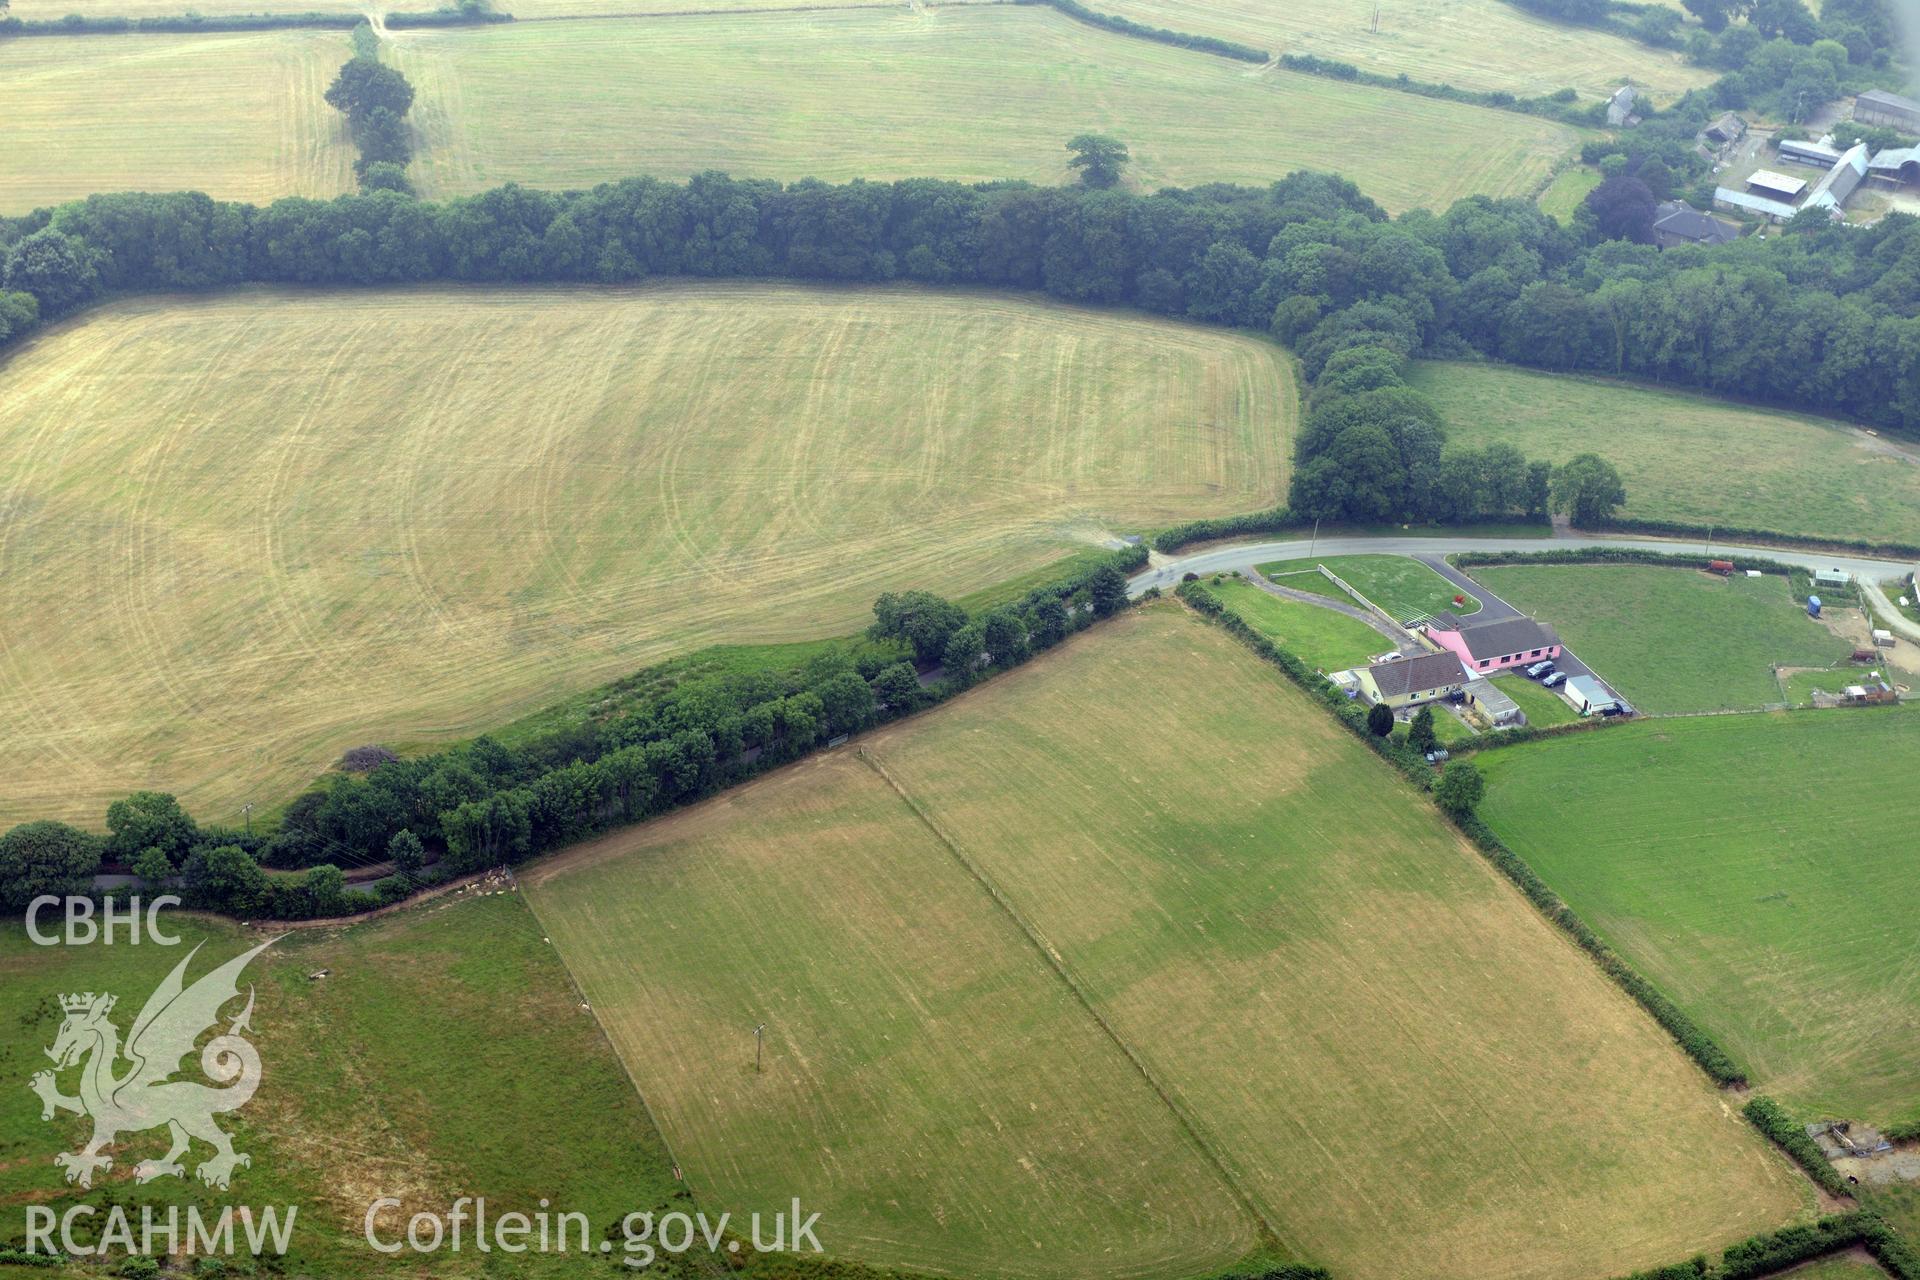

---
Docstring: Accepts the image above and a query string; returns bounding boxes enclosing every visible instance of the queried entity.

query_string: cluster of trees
[5,166,1920,434]
[0,556,1138,921]
[323,30,418,194]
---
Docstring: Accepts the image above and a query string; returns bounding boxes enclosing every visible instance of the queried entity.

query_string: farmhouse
[1563,674,1619,716]
[1854,89,1920,133]
[1424,611,1561,674]
[1652,201,1741,249]
[1353,651,1469,710]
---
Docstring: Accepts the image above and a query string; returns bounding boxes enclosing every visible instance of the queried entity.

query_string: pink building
[1424,611,1561,674]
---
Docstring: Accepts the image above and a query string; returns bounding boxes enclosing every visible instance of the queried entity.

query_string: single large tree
[0,821,102,911]
[1435,762,1486,817]
[869,591,967,666]
[1550,453,1628,526]
[324,56,416,121]
[1066,134,1129,189]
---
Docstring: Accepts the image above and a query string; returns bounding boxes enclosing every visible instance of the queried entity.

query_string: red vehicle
[1707,560,1735,575]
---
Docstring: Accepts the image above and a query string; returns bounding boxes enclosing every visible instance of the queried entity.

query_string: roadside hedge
[1153,506,1301,553]
[1018,0,1268,61]
[1582,517,1920,562]
[1741,1097,1851,1199]
[1452,547,1803,576]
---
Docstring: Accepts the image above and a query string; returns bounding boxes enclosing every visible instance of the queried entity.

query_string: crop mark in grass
[855,746,1282,1254]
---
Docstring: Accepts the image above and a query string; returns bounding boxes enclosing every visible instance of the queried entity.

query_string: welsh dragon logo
[30,940,274,1191]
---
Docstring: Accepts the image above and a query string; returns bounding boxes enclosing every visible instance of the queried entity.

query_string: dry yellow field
[527,606,1809,1280]
[0,284,1291,827]
[1095,0,1712,99]
[0,30,355,214]
[389,6,1584,211]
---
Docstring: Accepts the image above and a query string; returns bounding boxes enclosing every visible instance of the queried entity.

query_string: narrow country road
[1133,532,1915,598]
[1860,580,1920,644]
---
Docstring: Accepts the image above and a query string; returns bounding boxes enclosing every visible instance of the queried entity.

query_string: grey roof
[1465,679,1520,717]
[1653,204,1741,245]
[1856,89,1920,116]
[1564,675,1615,707]
[1715,187,1798,221]
[1870,146,1920,173]
[1607,85,1638,126]
[1805,143,1870,213]
[1704,112,1746,141]
[1441,615,1561,662]
[1366,652,1468,698]
[1778,137,1843,165]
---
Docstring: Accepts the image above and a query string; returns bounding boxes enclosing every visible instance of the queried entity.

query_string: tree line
[5,168,1918,434]
[0,553,1139,921]
[324,24,420,195]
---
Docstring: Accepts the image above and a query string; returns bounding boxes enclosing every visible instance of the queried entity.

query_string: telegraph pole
[753,1023,767,1073]
[242,802,254,836]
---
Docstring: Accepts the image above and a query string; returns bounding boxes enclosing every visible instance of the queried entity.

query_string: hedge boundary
[1742,1097,1852,1199]
[0,10,360,34]
[1014,0,1267,62]
[1153,506,1303,553]
[1178,576,1747,1087]
[1617,1211,1920,1280]
[1580,517,1920,563]
[384,8,514,26]
[1276,52,1604,127]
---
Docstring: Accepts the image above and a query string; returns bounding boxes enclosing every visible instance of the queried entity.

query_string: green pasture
[1208,576,1389,671]
[1259,554,1481,623]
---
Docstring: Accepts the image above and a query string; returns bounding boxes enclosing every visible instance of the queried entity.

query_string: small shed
[1465,679,1524,728]
[1563,675,1619,716]
[1704,112,1747,145]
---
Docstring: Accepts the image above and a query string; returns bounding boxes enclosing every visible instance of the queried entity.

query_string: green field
[529,606,1806,1280]
[389,7,1581,212]
[0,283,1289,829]
[0,892,674,1275]
[1536,165,1602,222]
[1490,671,1577,726]
[0,30,355,214]
[1414,362,1920,548]
[1094,0,1712,99]
[1259,554,1481,622]
[1208,576,1388,671]
[1470,564,1851,713]
[1477,708,1920,1124]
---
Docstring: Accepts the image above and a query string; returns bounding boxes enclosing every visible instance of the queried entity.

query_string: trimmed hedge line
[1179,577,1749,1086]
[384,8,513,26]
[1277,52,1605,127]
[1444,714,1613,757]
[1741,1097,1851,1199]
[1452,546,1803,576]
[1,10,359,33]
[1622,1211,1920,1280]
[1016,0,1268,62]
[1153,506,1302,553]
[1582,516,1920,562]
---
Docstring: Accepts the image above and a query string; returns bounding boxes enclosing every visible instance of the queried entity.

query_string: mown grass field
[1094,0,1712,99]
[0,30,355,214]
[1477,708,1920,1124]
[1537,165,1602,221]
[0,892,674,1275]
[530,606,1807,1280]
[1413,362,1920,548]
[0,283,1289,828]
[1259,553,1481,621]
[522,746,1260,1280]
[389,7,1582,211]
[1470,564,1851,713]
[1208,576,1387,671]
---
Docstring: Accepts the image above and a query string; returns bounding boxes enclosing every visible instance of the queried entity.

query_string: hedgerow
[0,10,359,34]
[1582,516,1920,562]
[1153,506,1301,552]
[1017,0,1268,62]
[1740,1097,1851,1199]
[1616,1211,1920,1280]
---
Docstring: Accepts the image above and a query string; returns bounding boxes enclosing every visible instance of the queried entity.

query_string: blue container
[1808,595,1822,617]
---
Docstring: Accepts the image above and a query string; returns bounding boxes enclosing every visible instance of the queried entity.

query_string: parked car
[1542,671,1568,689]
[1525,660,1556,680]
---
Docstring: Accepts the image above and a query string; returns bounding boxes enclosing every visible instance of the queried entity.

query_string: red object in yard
[1708,560,1735,575]
[1453,595,1466,605]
